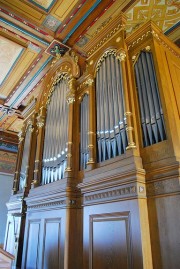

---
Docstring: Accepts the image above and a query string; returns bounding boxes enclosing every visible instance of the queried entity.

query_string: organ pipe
[134,51,166,147]
[42,77,69,185]
[96,52,128,163]
[80,94,89,170]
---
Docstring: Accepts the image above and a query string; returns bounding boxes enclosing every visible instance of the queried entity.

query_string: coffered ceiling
[0,0,179,142]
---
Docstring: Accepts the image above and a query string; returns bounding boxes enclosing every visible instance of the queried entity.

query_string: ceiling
[0,0,179,145]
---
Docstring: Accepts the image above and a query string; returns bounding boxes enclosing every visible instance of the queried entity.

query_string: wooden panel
[43,218,61,269]
[89,212,131,269]
[166,51,180,118]
[4,220,14,255]
[25,220,40,269]
[0,0,45,22]
[52,0,78,21]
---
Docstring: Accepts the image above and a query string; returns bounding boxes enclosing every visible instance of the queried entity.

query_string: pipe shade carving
[42,77,69,184]
[96,52,128,163]
[134,51,166,147]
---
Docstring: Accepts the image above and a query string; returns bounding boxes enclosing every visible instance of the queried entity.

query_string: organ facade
[4,16,180,269]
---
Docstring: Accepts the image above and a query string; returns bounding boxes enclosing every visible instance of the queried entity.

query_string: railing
[0,247,14,269]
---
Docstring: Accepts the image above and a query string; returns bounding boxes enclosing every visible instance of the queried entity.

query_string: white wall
[0,173,13,246]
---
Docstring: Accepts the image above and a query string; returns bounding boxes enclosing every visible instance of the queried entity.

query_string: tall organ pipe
[42,77,69,185]
[134,51,166,147]
[80,94,89,170]
[96,53,127,163]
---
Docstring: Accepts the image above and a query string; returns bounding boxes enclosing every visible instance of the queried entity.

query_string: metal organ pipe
[96,53,128,163]
[42,77,69,185]
[134,51,166,147]
[80,94,89,170]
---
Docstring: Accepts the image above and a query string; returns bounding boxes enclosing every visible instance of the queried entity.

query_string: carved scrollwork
[96,49,117,72]
[18,130,24,143]
[46,73,70,106]
[66,78,76,104]
[70,50,78,65]
[85,78,94,86]
[36,112,45,129]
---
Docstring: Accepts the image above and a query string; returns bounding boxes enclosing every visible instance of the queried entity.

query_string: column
[117,49,136,150]
[31,106,46,187]
[85,77,96,169]
[65,78,76,174]
[24,120,35,192]
[12,126,25,194]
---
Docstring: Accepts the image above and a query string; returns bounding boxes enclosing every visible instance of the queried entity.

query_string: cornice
[125,20,180,58]
[84,12,127,59]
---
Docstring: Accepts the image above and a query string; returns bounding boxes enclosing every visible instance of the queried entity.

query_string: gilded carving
[116,51,126,61]
[36,114,45,128]
[70,50,78,65]
[18,130,24,143]
[85,78,94,86]
[87,23,124,57]
[46,73,70,106]
[127,30,180,59]
[92,16,112,37]
[96,49,117,72]
[66,78,76,104]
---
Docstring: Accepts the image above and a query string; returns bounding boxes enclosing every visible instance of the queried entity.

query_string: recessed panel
[0,36,23,86]
[90,213,131,269]
[26,221,40,269]
[43,219,61,269]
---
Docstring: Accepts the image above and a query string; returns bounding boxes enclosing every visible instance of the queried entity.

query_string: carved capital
[18,131,24,143]
[36,115,45,129]
[85,78,94,86]
[117,50,126,62]
[27,120,34,133]
[66,96,75,104]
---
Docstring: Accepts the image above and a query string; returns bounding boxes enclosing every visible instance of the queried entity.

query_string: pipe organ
[42,76,69,184]
[96,51,128,162]
[4,19,180,269]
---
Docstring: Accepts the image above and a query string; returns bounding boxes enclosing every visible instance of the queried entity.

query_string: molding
[21,99,36,119]
[27,199,66,211]
[87,23,124,58]
[126,21,180,59]
[84,185,137,204]
[84,12,126,58]
[147,178,180,197]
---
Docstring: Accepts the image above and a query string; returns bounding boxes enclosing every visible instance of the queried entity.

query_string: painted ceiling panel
[1,48,38,97]
[125,0,180,34]
[0,0,45,22]
[52,0,79,21]
[27,0,56,12]
[7,55,52,109]
[0,35,24,85]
